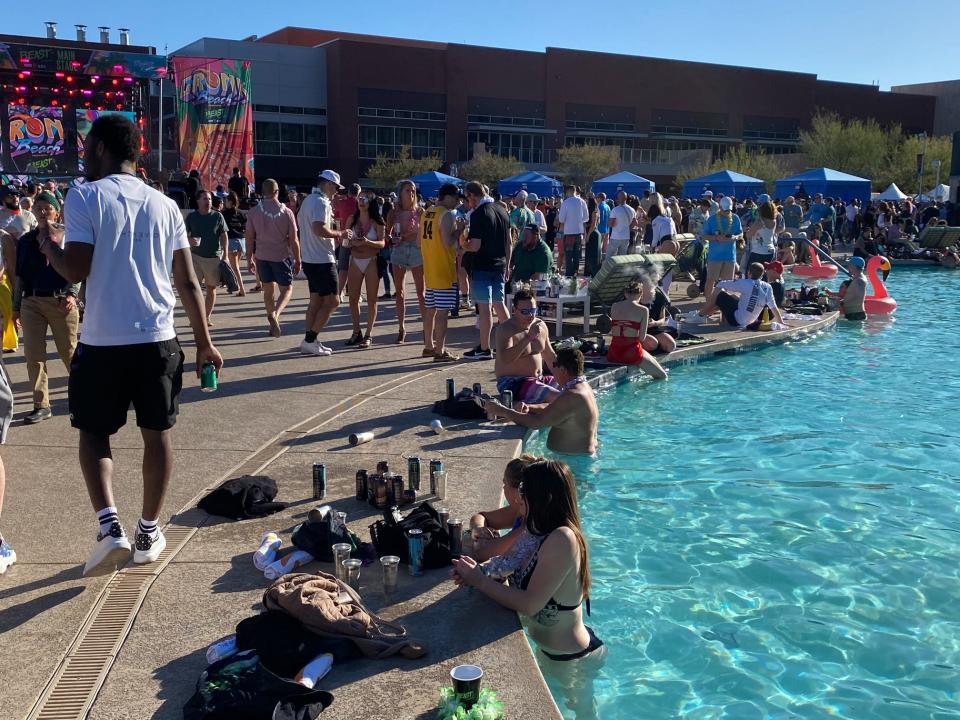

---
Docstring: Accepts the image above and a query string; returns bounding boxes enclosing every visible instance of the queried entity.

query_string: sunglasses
[518,307,538,317]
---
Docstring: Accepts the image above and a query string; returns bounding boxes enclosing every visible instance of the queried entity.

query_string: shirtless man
[495,289,561,404]
[826,256,867,320]
[486,347,598,455]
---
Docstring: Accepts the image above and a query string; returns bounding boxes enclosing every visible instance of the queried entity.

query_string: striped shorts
[424,285,459,311]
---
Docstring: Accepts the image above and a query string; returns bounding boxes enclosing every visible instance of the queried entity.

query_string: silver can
[501,390,513,409]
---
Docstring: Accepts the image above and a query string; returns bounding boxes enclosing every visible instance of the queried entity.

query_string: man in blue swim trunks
[494,289,561,404]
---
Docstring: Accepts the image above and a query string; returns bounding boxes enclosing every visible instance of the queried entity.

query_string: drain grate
[26,526,195,720]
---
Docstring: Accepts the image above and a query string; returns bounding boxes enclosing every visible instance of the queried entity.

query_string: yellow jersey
[420,206,457,289]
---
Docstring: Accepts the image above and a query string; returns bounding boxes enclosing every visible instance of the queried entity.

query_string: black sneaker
[463,346,493,361]
[24,407,52,424]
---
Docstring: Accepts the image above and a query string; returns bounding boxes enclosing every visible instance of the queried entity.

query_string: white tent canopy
[877,183,909,200]
[919,183,950,202]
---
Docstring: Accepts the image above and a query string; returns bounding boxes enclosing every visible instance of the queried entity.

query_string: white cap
[703,190,714,198]
[514,190,528,203]
[720,197,733,211]
[527,193,539,202]
[318,169,344,189]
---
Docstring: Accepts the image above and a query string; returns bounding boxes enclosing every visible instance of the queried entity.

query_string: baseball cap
[702,190,714,198]
[763,260,784,274]
[720,197,733,211]
[526,193,539,203]
[758,193,771,204]
[0,184,22,199]
[437,183,463,199]
[514,190,528,203]
[848,256,866,269]
[317,169,344,189]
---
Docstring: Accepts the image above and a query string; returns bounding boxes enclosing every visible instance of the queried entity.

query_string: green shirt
[186,210,227,258]
[510,239,553,282]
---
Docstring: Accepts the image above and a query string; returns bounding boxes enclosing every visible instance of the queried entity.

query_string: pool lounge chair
[917,225,960,250]
[588,253,677,330]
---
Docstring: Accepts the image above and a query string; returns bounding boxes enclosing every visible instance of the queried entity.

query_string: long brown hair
[521,459,591,599]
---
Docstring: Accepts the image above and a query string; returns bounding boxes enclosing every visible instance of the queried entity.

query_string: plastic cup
[342,558,362,590]
[380,555,400,594]
[331,543,351,582]
[450,664,483,709]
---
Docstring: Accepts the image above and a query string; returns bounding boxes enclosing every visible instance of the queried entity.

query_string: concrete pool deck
[0,277,836,720]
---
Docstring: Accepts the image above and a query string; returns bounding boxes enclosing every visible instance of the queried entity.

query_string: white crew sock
[253,531,282,570]
[295,653,334,688]
[263,550,314,580]
[96,507,121,537]
[136,517,159,541]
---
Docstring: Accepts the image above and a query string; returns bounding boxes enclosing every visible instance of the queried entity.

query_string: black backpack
[369,502,451,570]
[432,388,487,420]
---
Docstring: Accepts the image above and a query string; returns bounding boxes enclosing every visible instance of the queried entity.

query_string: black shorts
[715,290,740,327]
[302,262,338,296]
[69,339,184,436]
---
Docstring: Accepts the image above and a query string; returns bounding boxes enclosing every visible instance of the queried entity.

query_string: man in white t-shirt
[697,262,784,328]
[557,184,589,275]
[606,190,637,259]
[41,115,222,577]
[525,193,547,234]
[296,169,353,356]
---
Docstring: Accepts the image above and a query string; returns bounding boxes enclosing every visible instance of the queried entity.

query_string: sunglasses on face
[518,307,538,317]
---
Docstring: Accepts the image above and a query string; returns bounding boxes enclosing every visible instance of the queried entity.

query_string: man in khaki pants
[12,192,80,424]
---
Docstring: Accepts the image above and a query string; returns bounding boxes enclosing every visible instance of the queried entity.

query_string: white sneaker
[0,541,16,574]
[133,529,166,564]
[83,522,132,577]
[300,340,330,356]
[317,342,334,355]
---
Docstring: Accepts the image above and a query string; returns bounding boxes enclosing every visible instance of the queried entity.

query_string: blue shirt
[704,213,742,263]
[597,201,610,234]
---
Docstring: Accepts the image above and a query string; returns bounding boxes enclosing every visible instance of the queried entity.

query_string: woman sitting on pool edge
[639,275,678,354]
[469,454,535,562]
[452,459,606,716]
[605,281,668,378]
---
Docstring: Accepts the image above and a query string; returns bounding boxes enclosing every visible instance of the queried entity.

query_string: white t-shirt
[717,278,777,327]
[749,221,777,256]
[65,174,189,346]
[297,190,336,264]
[608,204,636,241]
[533,208,547,233]
[558,196,588,235]
[846,203,858,222]
[0,208,37,239]
[651,215,676,249]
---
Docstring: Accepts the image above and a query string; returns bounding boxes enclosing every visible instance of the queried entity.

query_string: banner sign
[0,41,166,78]
[5,105,76,175]
[75,109,136,173]
[172,57,254,191]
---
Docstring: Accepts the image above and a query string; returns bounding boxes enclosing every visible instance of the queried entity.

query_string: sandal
[433,350,459,363]
[358,335,373,349]
[421,347,435,357]
[344,331,363,346]
[396,329,406,344]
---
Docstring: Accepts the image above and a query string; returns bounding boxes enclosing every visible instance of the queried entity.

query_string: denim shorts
[256,258,294,287]
[228,237,245,254]
[470,270,505,305]
[390,241,423,268]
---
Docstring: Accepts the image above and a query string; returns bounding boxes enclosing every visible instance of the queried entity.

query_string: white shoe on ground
[133,529,167,565]
[83,522,132,577]
[317,342,335,355]
[300,340,331,356]
[0,541,16,574]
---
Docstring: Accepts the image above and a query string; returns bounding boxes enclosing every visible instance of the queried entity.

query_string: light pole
[932,159,942,199]
[916,132,927,199]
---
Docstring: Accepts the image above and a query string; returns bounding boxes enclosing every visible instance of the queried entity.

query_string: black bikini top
[513,534,590,621]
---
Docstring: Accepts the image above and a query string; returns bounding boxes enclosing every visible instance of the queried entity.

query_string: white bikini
[351,222,379,273]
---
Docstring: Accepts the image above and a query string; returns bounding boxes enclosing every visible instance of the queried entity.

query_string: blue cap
[848,256,866,269]
[758,193,771,204]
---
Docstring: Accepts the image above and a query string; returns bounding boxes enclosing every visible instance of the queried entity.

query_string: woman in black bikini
[452,460,605,717]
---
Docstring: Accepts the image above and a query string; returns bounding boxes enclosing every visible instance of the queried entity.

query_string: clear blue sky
[5,0,959,89]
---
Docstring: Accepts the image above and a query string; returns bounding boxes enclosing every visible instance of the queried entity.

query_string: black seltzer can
[355,469,368,501]
[312,463,327,500]
[407,456,421,491]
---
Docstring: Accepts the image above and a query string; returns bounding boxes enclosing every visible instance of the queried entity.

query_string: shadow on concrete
[211,552,279,595]
[152,645,208,720]
[290,405,432,449]
[0,585,85,633]
[0,564,84,603]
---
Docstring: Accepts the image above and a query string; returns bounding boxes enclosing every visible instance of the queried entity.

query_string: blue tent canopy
[409,171,464,198]
[591,171,655,197]
[497,171,562,198]
[773,168,872,203]
[682,170,765,200]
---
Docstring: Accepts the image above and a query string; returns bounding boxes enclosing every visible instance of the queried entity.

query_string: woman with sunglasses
[343,194,386,349]
[452,459,605,718]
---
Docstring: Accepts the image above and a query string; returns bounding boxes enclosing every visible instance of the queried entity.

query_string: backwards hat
[719,196,733,211]
[702,190,714,198]
[527,193,539,203]
[763,260,784,274]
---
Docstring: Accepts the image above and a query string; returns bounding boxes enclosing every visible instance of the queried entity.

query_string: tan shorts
[706,261,735,283]
[192,254,221,286]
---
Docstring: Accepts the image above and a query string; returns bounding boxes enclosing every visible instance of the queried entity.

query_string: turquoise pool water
[527,268,960,720]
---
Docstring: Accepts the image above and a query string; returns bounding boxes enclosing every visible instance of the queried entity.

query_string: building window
[253,104,280,113]
[358,125,446,159]
[566,135,719,165]
[255,122,326,157]
[468,131,544,163]
[565,120,635,132]
[358,107,446,122]
[254,104,326,116]
[467,114,546,128]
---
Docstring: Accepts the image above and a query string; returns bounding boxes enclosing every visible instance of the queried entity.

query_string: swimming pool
[527,268,960,720]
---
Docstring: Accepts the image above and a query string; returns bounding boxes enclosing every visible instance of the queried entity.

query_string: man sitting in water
[495,289,561,404]
[485,348,599,456]
[697,262,785,329]
[825,256,867,320]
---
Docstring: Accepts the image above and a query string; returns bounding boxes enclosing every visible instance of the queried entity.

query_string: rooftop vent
[75,24,87,42]
[45,21,57,39]
[99,26,110,44]
[118,28,130,46]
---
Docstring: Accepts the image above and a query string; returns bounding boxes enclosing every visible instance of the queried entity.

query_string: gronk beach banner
[172,57,254,191]
[5,105,75,176]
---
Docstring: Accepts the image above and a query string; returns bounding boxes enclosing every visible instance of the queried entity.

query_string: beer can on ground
[407,456,422,492]
[407,529,425,576]
[371,475,389,509]
[446,378,456,400]
[429,459,444,495]
[448,519,464,557]
[312,463,326,500]
[355,469,368,501]
[390,475,404,507]
[501,390,513,410]
[438,508,449,528]
[472,383,482,396]
[402,488,417,504]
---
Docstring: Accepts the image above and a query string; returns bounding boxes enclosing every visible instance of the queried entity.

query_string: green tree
[364,145,442,191]
[676,145,787,192]
[460,152,522,188]
[555,144,619,186]
[887,133,952,195]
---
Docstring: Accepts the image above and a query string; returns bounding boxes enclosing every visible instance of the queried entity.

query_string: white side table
[537,294,591,337]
